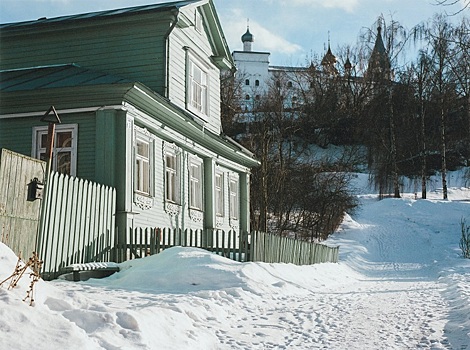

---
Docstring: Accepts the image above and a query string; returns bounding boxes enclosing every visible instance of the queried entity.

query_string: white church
[231,25,389,115]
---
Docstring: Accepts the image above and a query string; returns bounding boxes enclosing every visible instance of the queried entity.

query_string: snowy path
[51,262,452,349]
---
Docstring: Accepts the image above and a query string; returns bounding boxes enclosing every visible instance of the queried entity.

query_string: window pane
[57,151,71,175]
[40,133,48,148]
[165,154,178,203]
[142,161,150,193]
[189,60,207,115]
[135,139,151,194]
[189,162,202,209]
[215,173,223,216]
[39,152,47,162]
[34,125,77,176]
[166,170,175,201]
[57,131,72,148]
[193,65,202,83]
[137,141,149,158]
[230,179,239,219]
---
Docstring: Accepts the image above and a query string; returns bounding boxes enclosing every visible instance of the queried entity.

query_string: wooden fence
[115,227,250,263]
[0,149,45,260]
[37,171,116,279]
[0,150,338,282]
[115,227,338,266]
[250,231,339,265]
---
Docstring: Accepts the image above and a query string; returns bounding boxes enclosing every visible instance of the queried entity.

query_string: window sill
[134,193,154,210]
[165,201,181,216]
[189,208,204,222]
[187,106,209,123]
[229,218,239,230]
[216,216,224,228]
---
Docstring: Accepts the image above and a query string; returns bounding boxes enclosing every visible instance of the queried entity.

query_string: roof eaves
[201,0,234,70]
[0,0,202,29]
[124,82,259,167]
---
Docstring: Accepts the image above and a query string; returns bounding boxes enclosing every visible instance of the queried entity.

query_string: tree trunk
[389,86,400,198]
[440,103,448,200]
[260,136,269,232]
[420,98,427,199]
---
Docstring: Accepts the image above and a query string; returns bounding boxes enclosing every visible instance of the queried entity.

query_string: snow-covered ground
[1,172,470,349]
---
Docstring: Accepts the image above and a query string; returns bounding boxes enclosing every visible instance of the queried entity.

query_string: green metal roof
[0,64,131,92]
[0,63,258,166]
[0,0,201,29]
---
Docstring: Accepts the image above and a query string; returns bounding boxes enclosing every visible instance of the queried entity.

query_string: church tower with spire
[232,21,271,113]
[321,33,338,75]
[366,26,391,81]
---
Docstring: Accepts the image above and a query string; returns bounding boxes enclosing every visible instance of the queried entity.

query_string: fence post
[150,228,156,255]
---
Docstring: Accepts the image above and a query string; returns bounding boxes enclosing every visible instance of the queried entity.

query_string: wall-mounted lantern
[27,177,44,201]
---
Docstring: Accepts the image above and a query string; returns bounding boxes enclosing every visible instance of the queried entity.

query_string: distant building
[231,25,391,115]
[366,26,392,81]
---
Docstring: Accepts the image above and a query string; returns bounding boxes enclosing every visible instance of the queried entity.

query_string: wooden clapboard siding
[38,171,116,280]
[0,119,36,157]
[0,18,170,95]
[77,116,97,180]
[169,10,221,133]
[167,30,187,109]
[168,8,223,134]
[131,143,206,232]
[0,113,97,180]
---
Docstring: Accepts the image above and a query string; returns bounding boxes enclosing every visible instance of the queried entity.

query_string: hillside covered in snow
[1,173,469,349]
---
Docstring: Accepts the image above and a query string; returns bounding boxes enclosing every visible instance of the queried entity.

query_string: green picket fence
[250,231,339,265]
[37,171,116,280]
[116,227,338,266]
[115,227,250,263]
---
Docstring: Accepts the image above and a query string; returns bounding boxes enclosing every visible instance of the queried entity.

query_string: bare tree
[448,17,470,144]
[412,52,434,199]
[360,15,410,198]
[421,14,459,199]
[433,0,470,15]
[220,69,244,136]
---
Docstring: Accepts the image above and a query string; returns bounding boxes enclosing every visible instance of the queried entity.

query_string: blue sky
[0,0,467,66]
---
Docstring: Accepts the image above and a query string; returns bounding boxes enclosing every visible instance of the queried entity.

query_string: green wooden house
[0,0,259,241]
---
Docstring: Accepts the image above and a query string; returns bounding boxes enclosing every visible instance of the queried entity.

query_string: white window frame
[164,147,180,205]
[229,176,239,220]
[32,124,78,176]
[215,171,224,217]
[134,130,153,196]
[188,157,203,211]
[186,49,210,120]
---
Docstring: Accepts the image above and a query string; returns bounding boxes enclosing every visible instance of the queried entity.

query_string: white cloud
[250,22,303,54]
[222,9,302,55]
